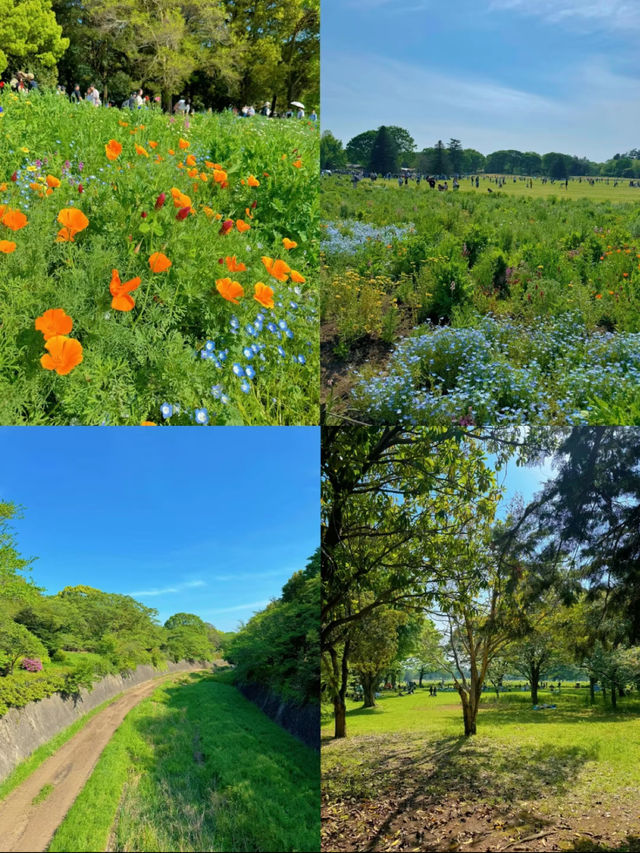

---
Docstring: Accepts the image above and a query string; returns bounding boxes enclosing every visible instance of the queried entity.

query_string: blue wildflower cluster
[352,313,640,426]
[158,286,315,424]
[321,220,412,255]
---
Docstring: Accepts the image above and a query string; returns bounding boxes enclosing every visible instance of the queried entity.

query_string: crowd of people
[1,76,318,121]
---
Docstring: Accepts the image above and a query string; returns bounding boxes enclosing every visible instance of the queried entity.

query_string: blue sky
[322,0,640,159]
[0,427,319,632]
[493,452,555,516]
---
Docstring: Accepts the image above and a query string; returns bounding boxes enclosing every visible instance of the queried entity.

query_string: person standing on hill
[86,85,101,106]
[70,84,82,102]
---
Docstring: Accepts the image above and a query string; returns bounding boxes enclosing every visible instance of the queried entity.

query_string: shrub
[20,658,43,672]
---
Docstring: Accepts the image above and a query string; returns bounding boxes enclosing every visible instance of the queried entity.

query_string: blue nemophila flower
[277,345,286,358]
[230,316,240,330]
[240,379,251,393]
[200,349,211,359]
[278,320,288,330]
[232,363,245,377]
[160,402,173,419]
[290,301,298,309]
[218,349,228,362]
[195,408,209,425]
[245,365,256,379]
[211,385,223,399]
[245,324,257,337]
[243,347,254,359]
[286,329,294,339]
[267,322,278,333]
[205,340,215,352]
[251,343,259,354]
[297,354,306,364]
[221,394,230,405]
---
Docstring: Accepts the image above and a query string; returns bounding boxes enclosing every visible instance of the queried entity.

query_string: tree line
[1,0,319,111]
[226,551,319,708]
[321,427,640,739]
[0,501,225,713]
[321,125,640,178]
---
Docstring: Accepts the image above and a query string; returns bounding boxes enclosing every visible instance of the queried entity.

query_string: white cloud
[323,50,640,159]
[207,600,270,614]
[130,579,206,597]
[488,0,640,32]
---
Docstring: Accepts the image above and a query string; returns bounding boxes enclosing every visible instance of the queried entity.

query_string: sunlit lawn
[322,687,640,851]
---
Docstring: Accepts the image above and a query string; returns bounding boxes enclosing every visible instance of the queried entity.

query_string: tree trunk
[610,683,617,710]
[589,676,595,705]
[334,697,346,738]
[418,667,424,688]
[530,664,540,705]
[361,673,377,708]
[618,684,624,698]
[163,89,171,113]
[270,94,277,117]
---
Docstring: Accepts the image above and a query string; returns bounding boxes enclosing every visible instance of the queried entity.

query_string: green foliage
[49,673,319,853]
[227,551,319,706]
[0,0,68,76]
[369,126,398,175]
[320,131,346,170]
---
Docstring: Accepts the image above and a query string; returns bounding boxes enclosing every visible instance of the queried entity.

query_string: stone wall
[0,661,207,782]
[236,682,319,750]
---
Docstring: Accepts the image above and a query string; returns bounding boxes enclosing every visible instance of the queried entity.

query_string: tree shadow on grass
[476,701,640,727]
[567,837,640,852]
[323,730,597,852]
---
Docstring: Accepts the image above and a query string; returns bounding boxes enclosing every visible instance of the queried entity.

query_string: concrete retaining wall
[0,660,208,782]
[236,682,319,750]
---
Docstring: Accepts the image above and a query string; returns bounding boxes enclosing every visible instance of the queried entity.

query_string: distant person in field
[174,97,188,115]
[475,176,479,187]
[86,84,101,106]
[70,84,82,102]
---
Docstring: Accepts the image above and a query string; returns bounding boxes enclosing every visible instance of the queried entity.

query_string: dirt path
[0,670,206,853]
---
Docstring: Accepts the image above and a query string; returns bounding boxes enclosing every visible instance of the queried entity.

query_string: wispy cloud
[488,0,640,32]
[130,579,206,597]
[207,600,270,614]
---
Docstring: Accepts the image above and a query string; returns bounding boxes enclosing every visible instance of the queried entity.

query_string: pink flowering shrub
[20,658,43,672]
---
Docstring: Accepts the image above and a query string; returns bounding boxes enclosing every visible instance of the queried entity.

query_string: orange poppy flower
[141,421,156,425]
[135,144,149,157]
[118,120,129,127]
[247,175,260,187]
[0,240,16,253]
[105,139,123,161]
[254,281,274,309]
[282,238,297,250]
[200,172,208,182]
[56,207,89,242]
[178,138,190,149]
[35,308,73,340]
[185,154,196,167]
[225,255,247,272]
[46,175,61,188]
[149,252,172,273]
[202,207,215,218]
[168,148,175,155]
[290,269,306,283]
[216,277,244,304]
[40,335,83,375]
[187,168,198,178]
[110,269,142,312]
[148,141,158,149]
[213,169,227,184]
[2,208,28,231]
[261,256,290,282]
[293,159,303,168]
[236,219,251,233]
[595,293,603,299]
[170,187,192,209]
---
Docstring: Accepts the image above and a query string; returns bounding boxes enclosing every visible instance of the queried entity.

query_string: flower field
[321,175,640,425]
[0,94,318,425]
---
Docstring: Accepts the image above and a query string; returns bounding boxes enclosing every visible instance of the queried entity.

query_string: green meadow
[322,687,640,851]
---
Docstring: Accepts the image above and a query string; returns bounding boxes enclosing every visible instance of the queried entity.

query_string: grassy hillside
[51,672,319,852]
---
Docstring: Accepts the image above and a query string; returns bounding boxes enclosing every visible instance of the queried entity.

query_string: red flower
[77,184,84,194]
[10,172,17,182]
[219,219,234,235]
[141,211,148,218]
[155,192,166,209]
[176,206,190,221]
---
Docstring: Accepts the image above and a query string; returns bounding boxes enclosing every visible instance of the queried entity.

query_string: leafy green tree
[345,130,377,167]
[431,140,448,175]
[448,138,463,174]
[369,126,398,174]
[320,131,347,170]
[387,126,416,158]
[0,617,48,675]
[227,552,319,706]
[350,605,407,707]
[0,0,68,78]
